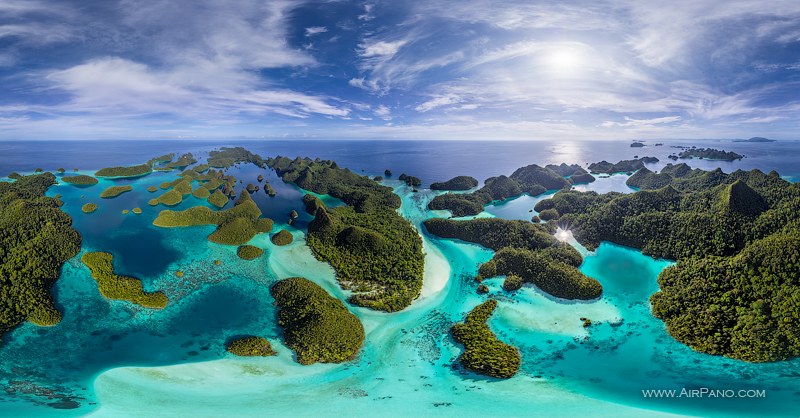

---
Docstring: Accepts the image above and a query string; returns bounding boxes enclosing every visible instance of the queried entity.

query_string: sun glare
[555,227,572,242]
[542,46,585,74]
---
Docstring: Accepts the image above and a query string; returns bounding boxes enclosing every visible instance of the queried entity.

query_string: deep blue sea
[1,139,799,417]
[3,138,799,184]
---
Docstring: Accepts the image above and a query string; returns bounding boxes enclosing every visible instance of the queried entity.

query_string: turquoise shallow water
[1,145,799,417]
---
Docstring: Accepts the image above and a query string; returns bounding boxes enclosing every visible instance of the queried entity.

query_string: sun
[542,46,586,74]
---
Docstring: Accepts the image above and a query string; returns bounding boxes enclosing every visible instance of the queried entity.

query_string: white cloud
[373,104,392,120]
[600,116,681,128]
[624,0,800,68]
[415,1,616,31]
[2,0,354,131]
[358,40,407,58]
[415,95,462,112]
[358,3,375,21]
[116,0,313,69]
[305,26,328,36]
[43,57,349,119]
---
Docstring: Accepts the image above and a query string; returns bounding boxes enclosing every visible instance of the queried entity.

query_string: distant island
[630,142,645,148]
[588,157,658,174]
[678,147,743,161]
[735,137,776,143]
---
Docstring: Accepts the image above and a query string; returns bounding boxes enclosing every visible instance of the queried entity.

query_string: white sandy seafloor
[84,180,770,418]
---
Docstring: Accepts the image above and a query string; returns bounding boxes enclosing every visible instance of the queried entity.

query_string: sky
[0,0,799,140]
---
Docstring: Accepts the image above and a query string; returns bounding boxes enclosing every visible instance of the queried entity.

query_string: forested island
[226,336,276,357]
[268,156,424,312]
[95,164,152,178]
[61,175,98,186]
[430,175,479,191]
[154,190,273,245]
[0,173,81,342]
[81,252,169,309]
[100,185,133,198]
[678,147,743,161]
[271,277,364,365]
[588,157,658,174]
[451,300,520,378]
[428,164,576,217]
[735,137,775,143]
[424,218,602,300]
[538,165,800,361]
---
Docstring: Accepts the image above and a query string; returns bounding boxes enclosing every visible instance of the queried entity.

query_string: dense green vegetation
[398,173,422,187]
[651,226,800,362]
[100,185,133,198]
[173,180,193,195]
[423,217,596,299]
[478,248,602,300]
[545,163,588,177]
[570,173,596,184]
[541,163,597,183]
[302,194,325,215]
[226,336,276,357]
[588,157,658,174]
[430,175,479,191]
[147,153,174,166]
[625,167,674,189]
[132,207,142,215]
[451,300,520,378]
[502,274,523,292]
[192,186,211,199]
[237,245,264,260]
[264,183,276,197]
[547,168,795,258]
[147,186,158,193]
[95,164,152,178]
[148,189,183,206]
[306,203,424,311]
[208,190,229,208]
[269,157,424,311]
[428,164,571,216]
[165,153,197,169]
[153,191,272,245]
[268,156,400,212]
[271,230,294,246]
[81,252,168,309]
[679,148,743,161]
[82,203,98,213]
[542,165,800,360]
[424,218,558,251]
[271,277,365,365]
[61,175,98,186]
[208,147,266,169]
[0,173,82,341]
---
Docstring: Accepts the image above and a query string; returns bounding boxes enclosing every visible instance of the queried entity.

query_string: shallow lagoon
[1,142,799,417]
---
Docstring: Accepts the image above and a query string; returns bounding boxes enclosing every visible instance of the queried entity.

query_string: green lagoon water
[1,144,799,417]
